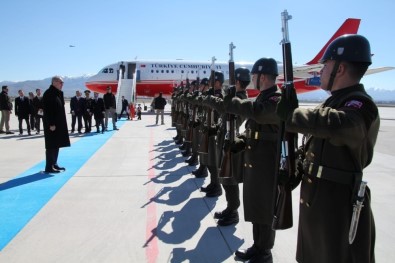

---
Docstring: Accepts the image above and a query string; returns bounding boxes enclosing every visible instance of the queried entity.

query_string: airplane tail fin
[306,18,361,65]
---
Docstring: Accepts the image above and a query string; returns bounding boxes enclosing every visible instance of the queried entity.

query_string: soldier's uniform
[224,58,281,262]
[279,35,378,263]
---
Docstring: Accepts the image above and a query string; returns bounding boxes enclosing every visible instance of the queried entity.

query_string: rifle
[219,42,236,180]
[198,57,216,155]
[181,75,190,138]
[272,10,298,230]
[186,74,200,142]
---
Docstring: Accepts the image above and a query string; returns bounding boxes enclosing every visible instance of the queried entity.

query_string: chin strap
[327,60,341,92]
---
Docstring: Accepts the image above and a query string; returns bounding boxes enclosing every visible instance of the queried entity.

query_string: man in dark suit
[42,76,70,173]
[32,88,44,134]
[119,95,130,120]
[92,91,105,133]
[83,90,93,133]
[70,90,85,133]
[15,89,32,135]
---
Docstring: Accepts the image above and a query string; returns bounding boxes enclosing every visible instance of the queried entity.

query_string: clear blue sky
[0,0,394,90]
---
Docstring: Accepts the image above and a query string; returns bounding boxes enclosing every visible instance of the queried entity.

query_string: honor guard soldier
[184,80,200,165]
[224,58,281,262]
[191,78,210,178]
[276,34,378,263]
[206,67,250,225]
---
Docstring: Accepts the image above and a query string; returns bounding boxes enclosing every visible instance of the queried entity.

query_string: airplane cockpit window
[102,68,108,73]
[109,68,114,73]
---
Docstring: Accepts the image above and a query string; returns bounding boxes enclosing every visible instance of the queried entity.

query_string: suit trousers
[45,148,59,171]
[0,110,10,132]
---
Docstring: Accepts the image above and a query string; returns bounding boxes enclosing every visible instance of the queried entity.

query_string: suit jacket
[92,97,105,119]
[15,96,31,119]
[70,96,85,115]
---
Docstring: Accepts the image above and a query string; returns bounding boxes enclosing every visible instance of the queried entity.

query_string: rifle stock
[272,10,298,230]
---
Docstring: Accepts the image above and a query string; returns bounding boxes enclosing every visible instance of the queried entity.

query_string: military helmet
[235,67,251,82]
[200,78,209,86]
[320,34,372,65]
[251,58,278,76]
[214,71,224,84]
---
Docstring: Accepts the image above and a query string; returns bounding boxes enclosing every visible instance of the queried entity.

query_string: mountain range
[1,76,395,103]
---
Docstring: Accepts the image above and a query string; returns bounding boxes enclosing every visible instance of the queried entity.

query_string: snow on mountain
[0,75,93,98]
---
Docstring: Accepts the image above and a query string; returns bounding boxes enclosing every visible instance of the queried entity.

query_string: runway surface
[0,103,394,262]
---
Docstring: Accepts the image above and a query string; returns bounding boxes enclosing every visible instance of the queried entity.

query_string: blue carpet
[0,123,124,251]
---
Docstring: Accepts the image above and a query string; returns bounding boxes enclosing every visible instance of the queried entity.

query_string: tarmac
[0,102,394,263]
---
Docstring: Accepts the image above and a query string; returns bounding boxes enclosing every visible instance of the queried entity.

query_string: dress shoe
[187,158,198,166]
[113,127,118,130]
[175,139,183,145]
[6,131,14,134]
[173,135,180,141]
[53,165,66,171]
[205,185,222,197]
[44,169,60,174]
[235,245,258,261]
[0,130,5,134]
[217,211,239,226]
[179,144,186,150]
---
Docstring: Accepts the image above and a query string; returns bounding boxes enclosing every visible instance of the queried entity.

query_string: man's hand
[276,86,298,121]
[50,125,56,131]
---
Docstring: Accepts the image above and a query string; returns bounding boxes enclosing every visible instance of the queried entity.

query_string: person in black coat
[15,90,32,135]
[32,88,44,134]
[92,92,105,133]
[153,92,167,125]
[42,76,70,173]
[83,90,93,133]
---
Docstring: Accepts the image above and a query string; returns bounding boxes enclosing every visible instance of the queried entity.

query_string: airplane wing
[277,64,323,80]
[365,67,395,76]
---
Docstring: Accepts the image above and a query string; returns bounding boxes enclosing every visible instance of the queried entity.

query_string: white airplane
[85,18,393,98]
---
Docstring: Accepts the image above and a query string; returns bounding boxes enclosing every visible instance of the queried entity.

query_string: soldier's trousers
[253,223,276,251]
[207,165,220,186]
[223,184,240,211]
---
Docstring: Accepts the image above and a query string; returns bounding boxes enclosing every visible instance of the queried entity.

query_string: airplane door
[128,63,136,79]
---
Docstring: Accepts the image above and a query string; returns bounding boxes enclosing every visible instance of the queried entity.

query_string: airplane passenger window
[161,70,164,73]
[166,70,169,73]
[191,70,194,74]
[151,70,154,73]
[171,70,174,73]
[156,70,159,73]
[102,68,108,73]
[203,71,206,74]
[181,70,184,74]
[109,68,114,73]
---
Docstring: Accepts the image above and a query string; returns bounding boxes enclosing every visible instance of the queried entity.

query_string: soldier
[191,78,210,178]
[224,58,281,262]
[184,80,200,165]
[206,67,250,225]
[200,71,225,197]
[277,34,378,263]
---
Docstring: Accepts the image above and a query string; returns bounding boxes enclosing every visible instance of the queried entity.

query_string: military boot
[205,184,222,197]
[217,210,239,226]
[249,249,273,263]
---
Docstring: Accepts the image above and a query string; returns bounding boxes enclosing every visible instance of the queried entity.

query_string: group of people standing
[69,86,119,134]
[0,85,44,135]
[171,34,378,263]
